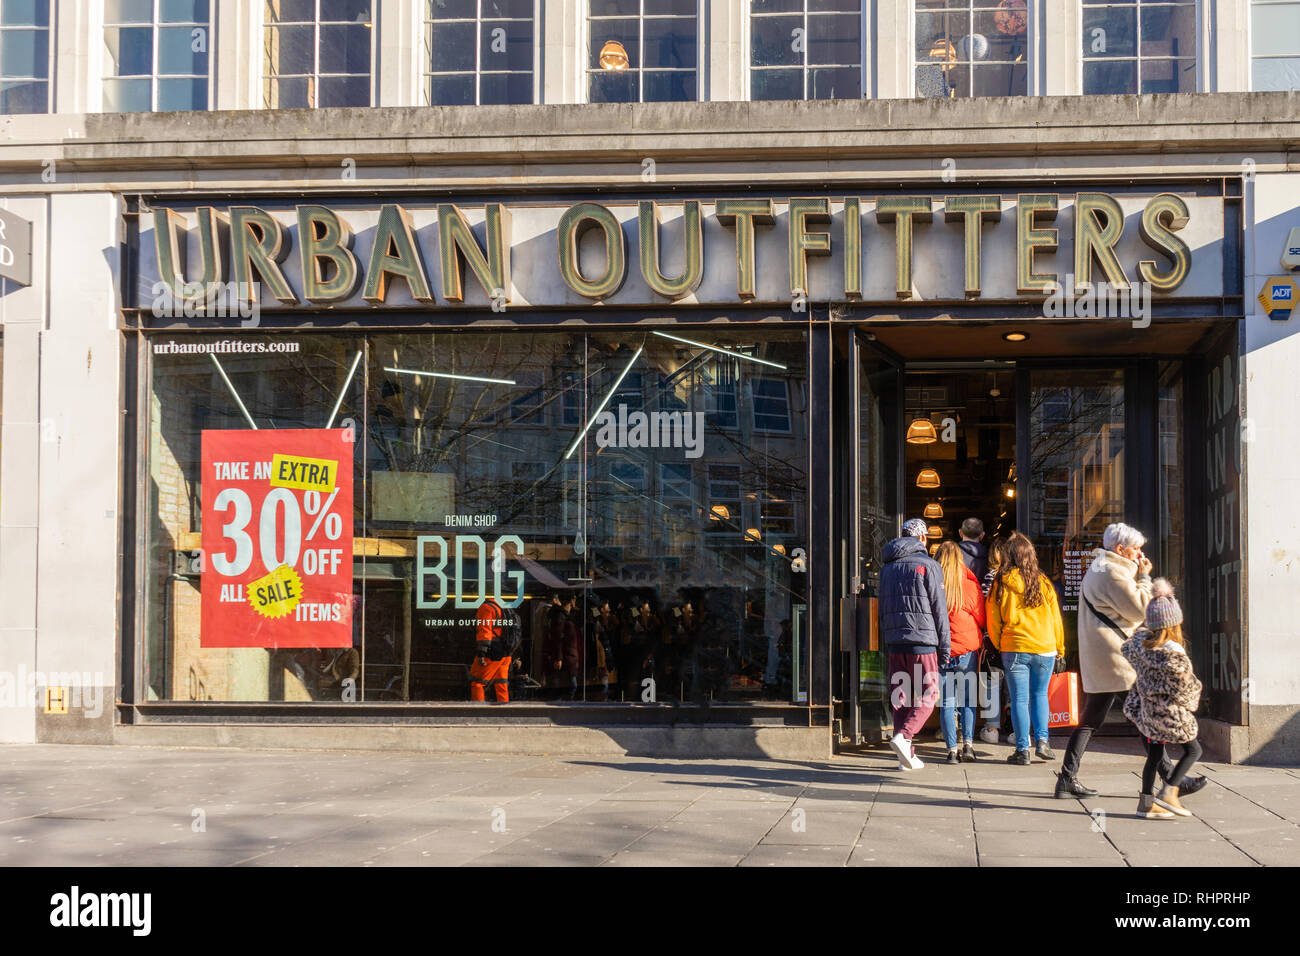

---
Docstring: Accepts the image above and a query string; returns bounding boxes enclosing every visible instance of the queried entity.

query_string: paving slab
[740,844,854,866]
[3,743,1298,866]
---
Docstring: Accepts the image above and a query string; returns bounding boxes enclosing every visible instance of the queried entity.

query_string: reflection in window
[751,377,792,433]
[264,0,373,108]
[915,0,1028,98]
[1082,0,1198,94]
[588,0,698,103]
[1252,0,1300,90]
[750,0,863,101]
[0,0,50,114]
[1027,369,1125,661]
[147,330,809,706]
[424,0,534,105]
[103,0,211,113]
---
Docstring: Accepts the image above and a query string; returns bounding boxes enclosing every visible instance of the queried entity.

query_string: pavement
[3,736,1298,867]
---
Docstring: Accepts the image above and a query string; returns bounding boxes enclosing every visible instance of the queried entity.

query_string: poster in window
[200,428,354,648]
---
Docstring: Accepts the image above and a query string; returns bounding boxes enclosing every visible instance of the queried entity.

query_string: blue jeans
[939,651,978,750]
[1001,651,1056,751]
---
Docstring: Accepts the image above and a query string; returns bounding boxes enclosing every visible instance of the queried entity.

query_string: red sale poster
[200,429,354,648]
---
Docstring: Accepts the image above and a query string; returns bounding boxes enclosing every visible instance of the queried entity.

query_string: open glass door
[849,331,902,746]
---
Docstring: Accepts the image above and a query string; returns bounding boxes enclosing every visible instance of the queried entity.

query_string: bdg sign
[139,191,1226,312]
[0,207,32,287]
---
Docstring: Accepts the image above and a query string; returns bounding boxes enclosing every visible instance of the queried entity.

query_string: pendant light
[599,40,629,70]
[916,468,941,488]
[927,525,943,538]
[923,502,944,519]
[906,417,938,444]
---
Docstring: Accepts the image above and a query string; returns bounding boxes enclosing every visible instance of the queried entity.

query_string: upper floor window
[1251,0,1300,89]
[264,0,373,108]
[103,0,211,112]
[0,0,50,114]
[424,0,535,105]
[1082,0,1198,94]
[588,0,698,103]
[914,0,1028,98]
[750,0,863,100]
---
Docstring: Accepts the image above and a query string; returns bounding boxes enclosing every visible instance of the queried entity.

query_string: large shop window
[264,0,374,108]
[750,0,863,101]
[1251,0,1300,90]
[144,330,809,706]
[588,0,698,103]
[0,0,50,114]
[103,0,211,112]
[914,0,1029,98]
[424,0,535,106]
[1081,0,1198,94]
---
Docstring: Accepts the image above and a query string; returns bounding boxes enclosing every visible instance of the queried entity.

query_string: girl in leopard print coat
[1121,628,1201,743]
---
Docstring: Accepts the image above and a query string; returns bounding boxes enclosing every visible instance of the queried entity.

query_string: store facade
[0,96,1296,761]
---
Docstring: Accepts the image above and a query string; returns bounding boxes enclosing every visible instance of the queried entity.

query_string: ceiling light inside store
[384,366,516,386]
[1002,331,1030,342]
[923,503,943,519]
[651,331,788,369]
[927,525,943,537]
[906,418,938,444]
[916,468,941,488]
[710,505,730,520]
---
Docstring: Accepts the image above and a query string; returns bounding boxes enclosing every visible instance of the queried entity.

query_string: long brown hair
[1143,623,1185,650]
[986,537,1009,575]
[996,531,1046,608]
[936,541,965,616]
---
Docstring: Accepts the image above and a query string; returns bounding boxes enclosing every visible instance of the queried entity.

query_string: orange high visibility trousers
[470,656,511,702]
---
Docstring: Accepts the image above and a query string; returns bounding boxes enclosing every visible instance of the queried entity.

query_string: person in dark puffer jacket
[880,518,951,771]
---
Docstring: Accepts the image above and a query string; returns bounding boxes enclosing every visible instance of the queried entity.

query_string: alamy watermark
[594,403,705,459]
[151,279,261,327]
[0,666,105,718]
[1042,275,1153,329]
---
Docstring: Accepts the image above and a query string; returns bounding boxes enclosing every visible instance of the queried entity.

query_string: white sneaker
[890,734,924,771]
[979,726,1000,745]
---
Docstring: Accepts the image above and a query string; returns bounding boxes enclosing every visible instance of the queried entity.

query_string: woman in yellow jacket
[986,532,1065,765]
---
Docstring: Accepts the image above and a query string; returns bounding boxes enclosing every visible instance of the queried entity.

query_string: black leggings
[1142,739,1202,794]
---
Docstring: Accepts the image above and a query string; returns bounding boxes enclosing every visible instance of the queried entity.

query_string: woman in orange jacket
[986,532,1066,765]
[937,541,987,763]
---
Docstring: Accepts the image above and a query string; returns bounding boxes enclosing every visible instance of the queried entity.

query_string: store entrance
[902,368,1018,553]
[841,324,1158,748]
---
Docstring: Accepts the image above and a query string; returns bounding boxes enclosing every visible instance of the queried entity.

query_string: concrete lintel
[0,93,1295,174]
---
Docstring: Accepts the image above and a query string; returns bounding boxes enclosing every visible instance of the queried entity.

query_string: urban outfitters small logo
[594,404,705,459]
[49,886,151,936]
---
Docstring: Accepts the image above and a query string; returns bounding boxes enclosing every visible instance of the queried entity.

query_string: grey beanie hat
[902,518,929,539]
[1145,578,1183,630]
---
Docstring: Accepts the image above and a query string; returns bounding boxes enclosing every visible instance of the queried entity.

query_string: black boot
[1162,771,1208,797]
[1055,771,1098,798]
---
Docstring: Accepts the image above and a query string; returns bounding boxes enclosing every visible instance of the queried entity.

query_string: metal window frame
[746,0,868,102]
[103,0,213,113]
[0,1,54,114]
[910,0,1035,99]
[1078,0,1203,95]
[263,0,376,109]
[423,0,540,106]
[585,0,702,104]
[1247,0,1300,90]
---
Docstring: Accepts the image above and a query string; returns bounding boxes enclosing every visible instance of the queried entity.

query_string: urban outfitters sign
[140,192,1225,313]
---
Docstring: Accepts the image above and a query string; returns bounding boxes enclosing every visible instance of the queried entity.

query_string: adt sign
[0,207,32,287]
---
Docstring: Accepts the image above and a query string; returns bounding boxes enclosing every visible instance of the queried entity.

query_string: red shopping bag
[1048,672,1079,728]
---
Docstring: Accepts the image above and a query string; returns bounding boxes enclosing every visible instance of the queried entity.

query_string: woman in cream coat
[1055,523,1205,798]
